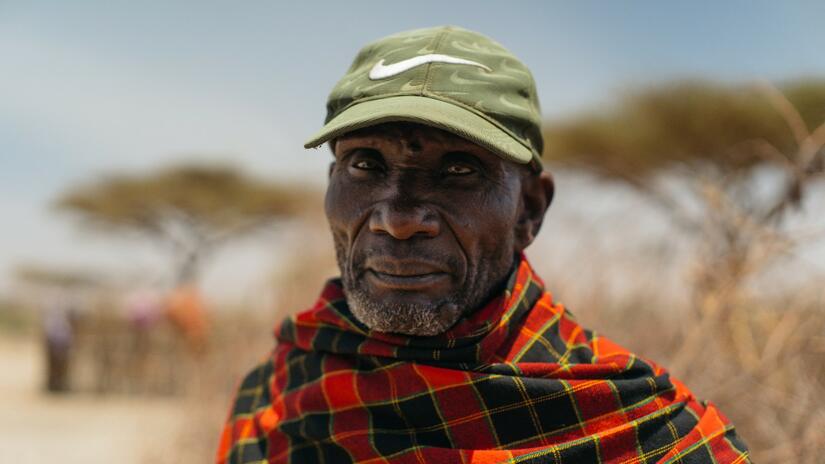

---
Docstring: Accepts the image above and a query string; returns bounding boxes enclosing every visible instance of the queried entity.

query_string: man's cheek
[326,185,366,234]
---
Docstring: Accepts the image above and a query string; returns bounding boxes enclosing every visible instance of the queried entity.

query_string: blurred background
[2,1,824,462]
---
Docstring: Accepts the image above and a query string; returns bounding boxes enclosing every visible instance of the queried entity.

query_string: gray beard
[344,286,464,336]
[334,240,513,337]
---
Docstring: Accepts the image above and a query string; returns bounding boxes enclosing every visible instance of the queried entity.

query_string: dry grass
[140,230,338,463]
[573,287,825,463]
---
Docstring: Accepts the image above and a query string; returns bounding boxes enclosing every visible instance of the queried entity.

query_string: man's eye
[353,159,378,170]
[444,164,475,175]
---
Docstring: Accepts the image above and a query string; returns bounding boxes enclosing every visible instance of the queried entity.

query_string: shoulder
[215,357,276,464]
[229,357,276,418]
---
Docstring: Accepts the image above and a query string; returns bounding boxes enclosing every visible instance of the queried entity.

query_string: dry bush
[572,281,825,462]
[149,228,337,463]
[143,309,277,464]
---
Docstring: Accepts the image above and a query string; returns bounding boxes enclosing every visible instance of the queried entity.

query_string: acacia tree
[544,79,825,287]
[56,164,316,285]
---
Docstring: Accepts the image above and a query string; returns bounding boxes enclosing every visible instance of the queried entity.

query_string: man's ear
[515,170,554,251]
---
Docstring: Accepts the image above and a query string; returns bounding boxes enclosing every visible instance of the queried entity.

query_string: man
[217,26,750,463]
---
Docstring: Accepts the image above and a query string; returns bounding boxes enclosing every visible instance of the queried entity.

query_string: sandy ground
[0,336,184,464]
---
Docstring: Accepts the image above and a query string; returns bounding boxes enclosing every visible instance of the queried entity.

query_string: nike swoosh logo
[368,54,492,80]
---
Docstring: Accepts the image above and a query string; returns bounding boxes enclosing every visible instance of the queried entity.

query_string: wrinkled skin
[326,122,554,336]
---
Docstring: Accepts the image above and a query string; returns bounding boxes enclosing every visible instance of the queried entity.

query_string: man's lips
[366,270,450,290]
[363,259,451,291]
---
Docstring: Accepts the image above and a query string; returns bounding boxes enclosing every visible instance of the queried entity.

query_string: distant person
[42,294,76,392]
[164,285,208,354]
[122,288,164,392]
[124,288,163,330]
[217,26,750,463]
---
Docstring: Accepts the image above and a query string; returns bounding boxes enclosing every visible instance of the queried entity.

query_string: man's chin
[344,285,463,336]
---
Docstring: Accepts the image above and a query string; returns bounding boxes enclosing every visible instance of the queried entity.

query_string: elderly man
[217,26,750,463]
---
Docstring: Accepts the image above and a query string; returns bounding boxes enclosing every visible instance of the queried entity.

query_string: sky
[2,1,825,301]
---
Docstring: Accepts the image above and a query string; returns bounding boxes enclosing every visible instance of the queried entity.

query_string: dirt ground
[0,336,184,463]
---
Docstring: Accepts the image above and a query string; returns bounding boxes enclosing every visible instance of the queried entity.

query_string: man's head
[305,26,552,336]
[325,122,553,336]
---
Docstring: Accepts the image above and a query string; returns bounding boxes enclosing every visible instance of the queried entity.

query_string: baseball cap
[303,25,543,166]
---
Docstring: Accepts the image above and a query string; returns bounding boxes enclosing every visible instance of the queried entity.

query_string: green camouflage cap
[304,25,543,165]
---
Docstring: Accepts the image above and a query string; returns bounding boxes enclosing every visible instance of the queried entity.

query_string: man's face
[325,122,551,336]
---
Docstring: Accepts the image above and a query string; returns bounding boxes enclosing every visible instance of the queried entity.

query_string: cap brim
[303,95,534,164]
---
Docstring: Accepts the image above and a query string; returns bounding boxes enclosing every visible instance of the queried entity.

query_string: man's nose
[369,200,440,240]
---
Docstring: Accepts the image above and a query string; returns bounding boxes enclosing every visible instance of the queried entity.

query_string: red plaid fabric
[217,254,750,463]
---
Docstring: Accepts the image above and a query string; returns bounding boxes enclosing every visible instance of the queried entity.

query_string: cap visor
[303,95,533,164]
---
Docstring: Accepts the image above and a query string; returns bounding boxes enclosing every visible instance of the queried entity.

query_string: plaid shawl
[217,255,750,463]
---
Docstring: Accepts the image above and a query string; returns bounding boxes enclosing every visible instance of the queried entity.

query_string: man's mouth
[364,259,451,291]
[366,270,450,290]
